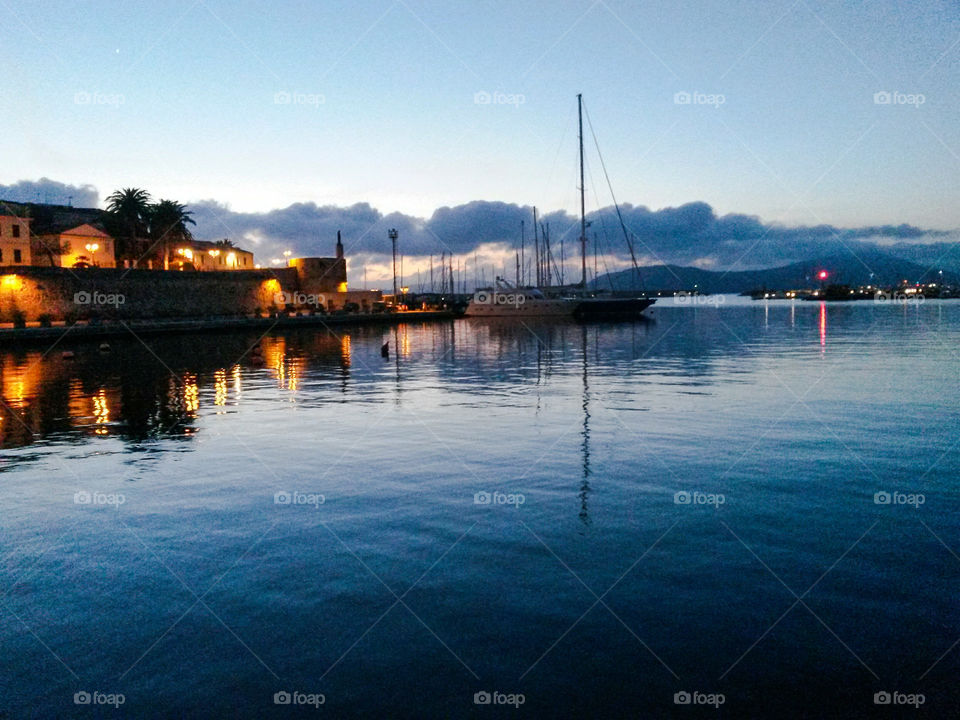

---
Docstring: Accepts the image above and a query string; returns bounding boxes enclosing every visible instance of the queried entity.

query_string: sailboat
[568,93,655,319]
[465,94,655,319]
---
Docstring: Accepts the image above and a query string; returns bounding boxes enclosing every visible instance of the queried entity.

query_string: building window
[0,248,3,262]
[14,249,22,263]
[12,224,20,238]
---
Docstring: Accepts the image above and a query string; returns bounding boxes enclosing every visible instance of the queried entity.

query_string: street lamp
[388,229,398,299]
[85,243,100,267]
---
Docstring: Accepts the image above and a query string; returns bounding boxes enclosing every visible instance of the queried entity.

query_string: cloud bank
[0,178,99,208]
[189,197,955,281]
[1,177,955,284]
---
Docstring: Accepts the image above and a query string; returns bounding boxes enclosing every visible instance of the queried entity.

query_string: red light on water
[818,270,828,280]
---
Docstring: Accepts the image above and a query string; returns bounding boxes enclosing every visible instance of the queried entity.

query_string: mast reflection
[579,324,592,528]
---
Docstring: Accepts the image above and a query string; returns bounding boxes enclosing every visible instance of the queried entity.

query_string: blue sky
[2,0,958,254]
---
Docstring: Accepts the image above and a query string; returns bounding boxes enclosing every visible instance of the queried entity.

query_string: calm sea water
[1,296,958,718]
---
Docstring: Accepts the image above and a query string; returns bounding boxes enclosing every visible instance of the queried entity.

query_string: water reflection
[0,302,926,454]
[0,329,357,450]
[820,301,827,351]
[579,325,592,528]
[214,369,227,411]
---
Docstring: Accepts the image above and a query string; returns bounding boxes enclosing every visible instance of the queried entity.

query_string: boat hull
[463,299,575,317]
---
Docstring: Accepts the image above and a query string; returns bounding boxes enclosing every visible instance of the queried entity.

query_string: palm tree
[106,188,151,267]
[149,200,195,269]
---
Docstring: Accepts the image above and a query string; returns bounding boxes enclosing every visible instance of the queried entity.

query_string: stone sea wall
[0,266,305,321]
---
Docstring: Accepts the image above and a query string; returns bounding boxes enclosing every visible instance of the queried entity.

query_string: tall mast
[520,220,525,286]
[578,93,587,288]
[533,206,540,287]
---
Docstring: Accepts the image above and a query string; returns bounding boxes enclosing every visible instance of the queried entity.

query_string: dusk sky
[3,1,958,279]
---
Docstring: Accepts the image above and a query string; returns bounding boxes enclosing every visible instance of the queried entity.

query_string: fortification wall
[0,266,300,322]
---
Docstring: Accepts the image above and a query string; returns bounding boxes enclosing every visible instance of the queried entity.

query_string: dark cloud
[4,178,953,273]
[0,177,99,208]
[189,197,954,272]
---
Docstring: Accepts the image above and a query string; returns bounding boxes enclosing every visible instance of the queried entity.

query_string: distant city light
[818,270,828,280]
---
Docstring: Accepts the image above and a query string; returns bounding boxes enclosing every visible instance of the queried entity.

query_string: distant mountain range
[595,248,958,293]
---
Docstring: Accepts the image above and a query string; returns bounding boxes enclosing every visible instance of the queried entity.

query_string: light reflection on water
[1,298,958,717]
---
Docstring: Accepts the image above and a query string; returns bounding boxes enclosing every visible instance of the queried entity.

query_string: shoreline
[0,310,458,346]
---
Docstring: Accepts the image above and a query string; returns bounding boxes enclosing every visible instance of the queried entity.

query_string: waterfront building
[0,208,33,267]
[37,222,117,268]
[167,239,255,271]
